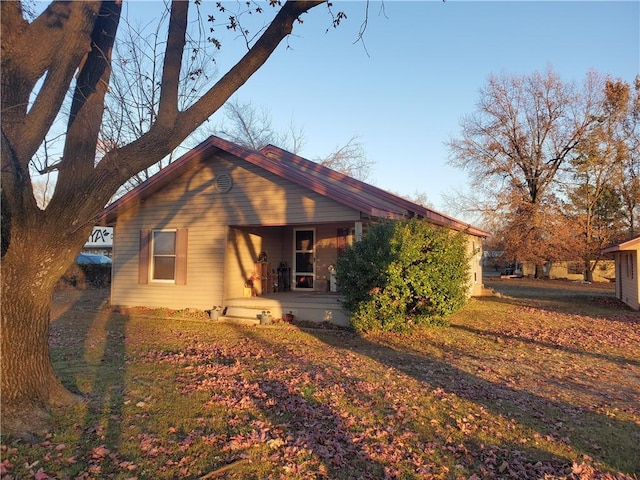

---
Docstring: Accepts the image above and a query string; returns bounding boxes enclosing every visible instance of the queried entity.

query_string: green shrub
[335,219,470,332]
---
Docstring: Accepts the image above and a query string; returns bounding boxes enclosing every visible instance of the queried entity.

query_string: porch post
[355,222,363,242]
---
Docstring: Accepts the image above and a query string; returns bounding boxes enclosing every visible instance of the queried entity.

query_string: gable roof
[98,135,489,237]
[601,234,640,253]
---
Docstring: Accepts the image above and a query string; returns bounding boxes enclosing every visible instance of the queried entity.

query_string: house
[601,235,640,310]
[98,136,489,325]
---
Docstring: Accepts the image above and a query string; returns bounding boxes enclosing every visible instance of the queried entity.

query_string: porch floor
[220,291,348,326]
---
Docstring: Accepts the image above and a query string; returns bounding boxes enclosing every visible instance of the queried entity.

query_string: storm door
[293,229,315,290]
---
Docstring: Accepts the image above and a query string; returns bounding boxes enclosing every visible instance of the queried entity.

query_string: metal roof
[98,135,489,237]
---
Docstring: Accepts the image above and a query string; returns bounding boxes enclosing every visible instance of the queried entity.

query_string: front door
[293,229,315,290]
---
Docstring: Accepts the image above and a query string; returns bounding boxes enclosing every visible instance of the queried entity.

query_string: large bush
[335,219,470,332]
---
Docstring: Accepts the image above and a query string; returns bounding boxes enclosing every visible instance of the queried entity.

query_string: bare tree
[105,6,217,193]
[213,98,306,153]
[212,99,375,181]
[317,135,374,181]
[447,69,602,277]
[1,0,331,437]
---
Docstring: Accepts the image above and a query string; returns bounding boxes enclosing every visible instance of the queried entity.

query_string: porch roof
[98,135,488,237]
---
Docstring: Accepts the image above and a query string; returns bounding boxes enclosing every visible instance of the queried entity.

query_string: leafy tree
[562,77,632,281]
[1,0,331,437]
[335,219,470,332]
[447,69,602,277]
[607,76,640,235]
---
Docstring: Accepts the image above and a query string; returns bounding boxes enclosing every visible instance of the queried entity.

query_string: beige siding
[111,154,360,310]
[617,250,640,310]
[224,226,289,299]
[467,234,484,296]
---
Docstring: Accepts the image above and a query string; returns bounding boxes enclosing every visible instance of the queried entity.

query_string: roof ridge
[98,135,488,237]
[260,144,487,235]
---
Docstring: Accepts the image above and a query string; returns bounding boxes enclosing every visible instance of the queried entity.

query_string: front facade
[100,136,488,321]
[602,235,640,310]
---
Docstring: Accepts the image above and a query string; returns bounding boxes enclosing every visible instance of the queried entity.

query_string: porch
[218,291,349,327]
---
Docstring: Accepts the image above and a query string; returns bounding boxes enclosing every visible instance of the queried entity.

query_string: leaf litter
[2,280,639,479]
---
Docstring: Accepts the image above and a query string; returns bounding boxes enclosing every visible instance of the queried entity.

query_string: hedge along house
[98,136,489,325]
[601,235,640,311]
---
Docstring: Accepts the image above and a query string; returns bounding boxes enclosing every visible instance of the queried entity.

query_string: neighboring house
[98,136,489,323]
[601,235,640,310]
[526,260,614,282]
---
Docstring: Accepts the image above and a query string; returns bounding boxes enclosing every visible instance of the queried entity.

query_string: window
[139,229,188,285]
[567,262,584,275]
[152,231,176,281]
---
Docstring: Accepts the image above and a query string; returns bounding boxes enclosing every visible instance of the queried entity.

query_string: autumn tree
[609,76,640,235]
[1,0,331,438]
[562,77,633,281]
[447,69,602,277]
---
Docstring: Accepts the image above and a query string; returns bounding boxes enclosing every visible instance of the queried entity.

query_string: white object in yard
[329,264,337,292]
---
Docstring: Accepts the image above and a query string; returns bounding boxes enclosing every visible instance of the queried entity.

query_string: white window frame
[151,229,177,283]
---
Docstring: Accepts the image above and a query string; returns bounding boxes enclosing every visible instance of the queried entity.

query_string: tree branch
[1,2,101,166]
[156,0,188,127]
[99,0,325,185]
[50,1,122,208]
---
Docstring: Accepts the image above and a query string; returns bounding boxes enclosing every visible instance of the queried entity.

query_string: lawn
[1,278,638,479]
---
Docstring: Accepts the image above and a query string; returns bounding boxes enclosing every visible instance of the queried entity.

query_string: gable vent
[215,173,233,193]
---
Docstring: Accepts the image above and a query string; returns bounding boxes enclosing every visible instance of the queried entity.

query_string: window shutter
[175,228,188,285]
[139,229,151,284]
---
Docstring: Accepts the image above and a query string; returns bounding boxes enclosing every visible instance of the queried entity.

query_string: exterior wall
[467,235,484,296]
[110,150,487,312]
[544,260,615,282]
[111,153,361,310]
[224,226,289,299]
[616,250,640,310]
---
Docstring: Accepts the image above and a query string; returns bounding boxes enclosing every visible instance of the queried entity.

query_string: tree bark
[0,0,327,439]
[584,259,594,283]
[0,225,86,439]
[534,263,544,279]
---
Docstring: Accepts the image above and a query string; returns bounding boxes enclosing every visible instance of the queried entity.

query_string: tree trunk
[584,259,594,283]
[0,231,84,439]
[534,263,544,279]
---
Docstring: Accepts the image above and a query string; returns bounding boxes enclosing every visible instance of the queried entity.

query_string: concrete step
[223,305,280,320]
[217,315,260,326]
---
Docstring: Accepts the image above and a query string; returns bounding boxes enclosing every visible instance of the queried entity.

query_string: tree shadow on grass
[449,322,640,368]
[210,324,389,479]
[49,286,129,470]
[483,278,635,320]
[302,326,640,476]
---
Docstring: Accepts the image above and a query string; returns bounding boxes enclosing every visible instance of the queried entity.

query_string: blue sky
[134,1,639,216]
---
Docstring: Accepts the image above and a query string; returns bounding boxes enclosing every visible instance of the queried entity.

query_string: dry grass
[1,278,638,479]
